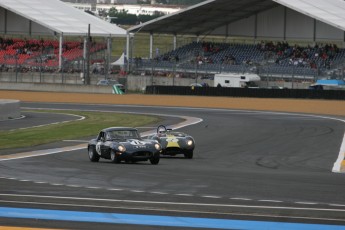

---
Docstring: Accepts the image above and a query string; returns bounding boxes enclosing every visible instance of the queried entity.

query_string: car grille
[132,151,152,157]
[165,147,181,154]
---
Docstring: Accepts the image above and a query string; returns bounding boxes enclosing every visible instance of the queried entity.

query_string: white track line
[1,193,345,214]
[332,132,345,173]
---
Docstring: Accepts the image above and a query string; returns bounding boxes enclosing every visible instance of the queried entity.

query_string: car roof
[102,127,138,132]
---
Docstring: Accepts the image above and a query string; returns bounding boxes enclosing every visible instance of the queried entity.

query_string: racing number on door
[130,140,146,145]
[96,142,102,155]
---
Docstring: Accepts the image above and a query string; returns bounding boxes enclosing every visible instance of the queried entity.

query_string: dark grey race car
[87,127,162,164]
[147,125,195,159]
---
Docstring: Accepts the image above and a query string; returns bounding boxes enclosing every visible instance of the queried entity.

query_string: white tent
[0,0,127,37]
[128,0,345,41]
[111,53,126,66]
[273,0,345,32]
[0,0,128,73]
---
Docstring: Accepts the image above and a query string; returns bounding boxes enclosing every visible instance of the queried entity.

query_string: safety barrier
[146,86,345,100]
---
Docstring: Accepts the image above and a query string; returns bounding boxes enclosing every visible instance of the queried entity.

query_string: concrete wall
[0,99,21,121]
[0,74,310,94]
[0,82,114,94]
[127,75,310,91]
[127,75,213,92]
[0,72,98,85]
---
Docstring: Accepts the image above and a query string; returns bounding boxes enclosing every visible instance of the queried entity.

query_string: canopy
[273,0,345,31]
[128,0,345,41]
[128,0,278,35]
[0,0,127,37]
[111,53,126,66]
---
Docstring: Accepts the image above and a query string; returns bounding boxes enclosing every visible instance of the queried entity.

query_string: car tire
[88,146,100,162]
[110,150,121,163]
[150,155,160,165]
[184,150,193,159]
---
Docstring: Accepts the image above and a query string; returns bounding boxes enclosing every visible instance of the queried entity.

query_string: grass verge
[0,110,161,150]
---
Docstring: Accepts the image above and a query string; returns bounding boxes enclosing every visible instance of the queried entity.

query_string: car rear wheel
[88,146,100,162]
[184,150,193,159]
[110,150,121,163]
[150,155,160,165]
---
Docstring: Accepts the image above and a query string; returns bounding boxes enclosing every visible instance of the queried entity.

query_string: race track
[0,100,345,229]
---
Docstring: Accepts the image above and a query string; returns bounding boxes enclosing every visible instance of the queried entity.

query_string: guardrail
[146,86,345,100]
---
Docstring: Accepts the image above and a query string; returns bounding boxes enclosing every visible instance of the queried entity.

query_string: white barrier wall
[0,83,114,94]
[0,78,309,94]
[0,99,20,121]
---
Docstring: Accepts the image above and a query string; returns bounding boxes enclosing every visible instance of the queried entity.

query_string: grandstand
[131,40,345,81]
[127,0,345,85]
[0,0,126,84]
[0,37,107,73]
[1,0,345,89]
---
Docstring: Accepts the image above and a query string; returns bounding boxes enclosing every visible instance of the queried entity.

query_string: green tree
[138,11,164,23]
[108,7,167,25]
[156,0,206,5]
[108,7,118,16]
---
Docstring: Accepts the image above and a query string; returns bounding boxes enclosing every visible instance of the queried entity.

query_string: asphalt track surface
[1,102,345,229]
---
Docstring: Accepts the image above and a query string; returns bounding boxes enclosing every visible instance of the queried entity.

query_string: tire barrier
[0,99,21,121]
[146,86,345,100]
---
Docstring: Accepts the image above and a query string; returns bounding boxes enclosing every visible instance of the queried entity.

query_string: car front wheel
[150,155,160,165]
[184,150,193,159]
[110,150,121,163]
[88,146,100,162]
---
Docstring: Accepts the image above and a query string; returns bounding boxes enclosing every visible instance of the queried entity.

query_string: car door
[96,131,108,156]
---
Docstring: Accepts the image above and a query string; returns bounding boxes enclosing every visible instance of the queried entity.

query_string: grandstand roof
[128,0,345,36]
[128,0,278,35]
[0,0,127,37]
[273,0,345,31]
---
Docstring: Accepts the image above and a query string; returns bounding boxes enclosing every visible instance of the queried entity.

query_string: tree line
[138,0,206,5]
[105,8,164,25]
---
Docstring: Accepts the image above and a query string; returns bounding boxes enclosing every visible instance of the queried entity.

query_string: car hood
[120,139,157,150]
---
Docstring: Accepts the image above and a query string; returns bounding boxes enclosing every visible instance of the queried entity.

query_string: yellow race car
[148,125,195,159]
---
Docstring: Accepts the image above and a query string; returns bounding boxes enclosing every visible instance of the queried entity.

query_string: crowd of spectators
[160,54,179,62]
[0,37,55,55]
[189,40,341,71]
[130,40,345,80]
[201,42,222,54]
[221,54,236,65]
[0,37,14,50]
[133,40,344,79]
[2,37,344,77]
[0,36,107,74]
[257,41,340,70]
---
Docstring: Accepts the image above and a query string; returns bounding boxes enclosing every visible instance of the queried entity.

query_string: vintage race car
[87,127,161,164]
[147,125,195,159]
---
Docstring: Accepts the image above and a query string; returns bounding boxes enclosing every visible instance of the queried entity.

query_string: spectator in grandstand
[134,57,143,68]
[175,55,179,62]
[244,59,253,65]
[222,55,236,65]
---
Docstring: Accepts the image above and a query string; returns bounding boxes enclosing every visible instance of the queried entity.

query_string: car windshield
[97,80,119,85]
[170,132,185,137]
[98,80,107,84]
[106,130,140,140]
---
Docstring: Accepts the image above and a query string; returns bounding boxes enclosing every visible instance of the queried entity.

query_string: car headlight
[187,140,194,146]
[154,143,161,151]
[118,145,126,152]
